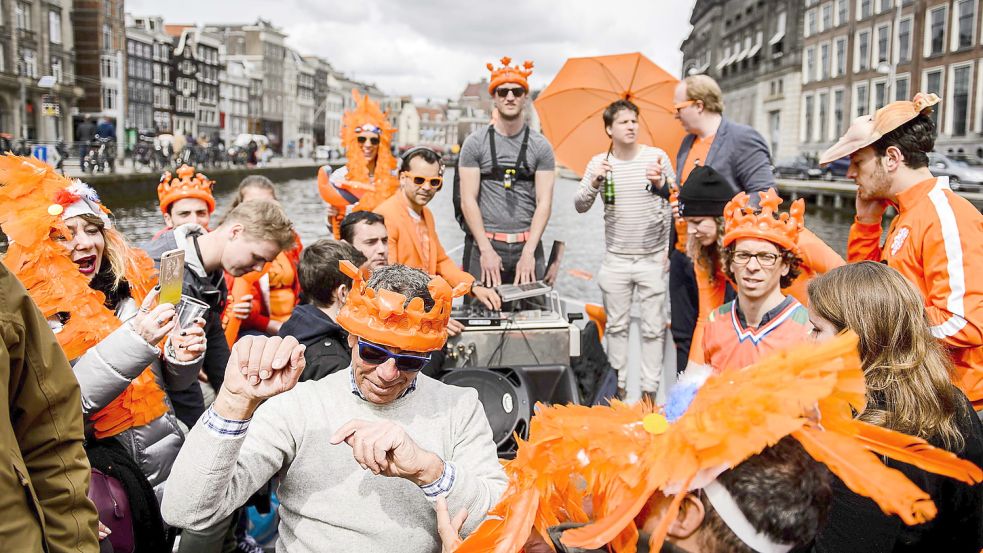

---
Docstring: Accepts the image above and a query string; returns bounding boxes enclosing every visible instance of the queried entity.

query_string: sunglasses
[403,172,443,189]
[357,136,381,145]
[357,339,431,372]
[673,99,696,113]
[495,87,527,99]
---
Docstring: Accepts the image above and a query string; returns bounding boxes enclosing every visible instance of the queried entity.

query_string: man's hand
[214,335,306,419]
[592,159,612,190]
[231,294,253,320]
[471,285,502,311]
[855,195,888,224]
[514,251,537,285]
[329,419,444,485]
[479,247,504,288]
[645,161,665,188]
[435,497,467,553]
[447,318,465,337]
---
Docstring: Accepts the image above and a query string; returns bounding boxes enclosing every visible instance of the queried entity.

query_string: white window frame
[48,11,61,44]
[871,76,889,110]
[922,66,946,129]
[945,62,974,136]
[856,0,871,20]
[802,92,816,143]
[924,5,948,57]
[804,45,816,83]
[832,85,847,137]
[821,2,833,31]
[898,16,913,62]
[817,88,830,142]
[951,0,977,51]
[876,23,891,64]
[894,72,911,102]
[50,56,62,82]
[820,41,832,80]
[834,35,848,76]
[855,28,872,72]
[806,8,817,37]
[15,2,30,30]
[835,0,848,26]
[854,80,870,118]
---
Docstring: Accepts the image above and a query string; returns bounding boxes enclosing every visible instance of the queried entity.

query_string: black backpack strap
[515,126,531,174]
[487,125,499,171]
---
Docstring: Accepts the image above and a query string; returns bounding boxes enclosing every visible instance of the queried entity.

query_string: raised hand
[329,419,444,485]
[213,335,306,419]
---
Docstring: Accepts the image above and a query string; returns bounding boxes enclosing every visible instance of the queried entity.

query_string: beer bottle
[603,169,615,205]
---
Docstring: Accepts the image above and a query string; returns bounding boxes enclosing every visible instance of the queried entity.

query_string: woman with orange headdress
[319,90,399,238]
[0,156,206,513]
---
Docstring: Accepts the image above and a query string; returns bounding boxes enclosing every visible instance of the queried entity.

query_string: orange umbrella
[534,52,687,177]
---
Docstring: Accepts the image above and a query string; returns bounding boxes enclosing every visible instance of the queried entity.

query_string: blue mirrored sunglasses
[357,339,432,372]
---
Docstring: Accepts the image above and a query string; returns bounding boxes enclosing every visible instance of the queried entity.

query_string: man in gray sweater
[162,263,506,552]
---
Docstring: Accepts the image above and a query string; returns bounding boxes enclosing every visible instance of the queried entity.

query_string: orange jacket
[688,227,844,363]
[848,176,983,408]
[701,298,811,372]
[374,194,474,289]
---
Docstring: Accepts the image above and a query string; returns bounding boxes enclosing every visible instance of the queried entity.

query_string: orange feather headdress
[456,332,983,553]
[335,261,469,352]
[0,155,165,438]
[338,89,398,213]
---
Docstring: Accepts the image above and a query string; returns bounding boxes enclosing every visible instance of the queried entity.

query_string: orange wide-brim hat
[820,92,940,165]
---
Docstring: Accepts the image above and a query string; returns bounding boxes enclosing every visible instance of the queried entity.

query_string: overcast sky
[127,0,696,100]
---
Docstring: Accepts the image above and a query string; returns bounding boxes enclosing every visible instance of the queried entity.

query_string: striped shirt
[574,145,674,255]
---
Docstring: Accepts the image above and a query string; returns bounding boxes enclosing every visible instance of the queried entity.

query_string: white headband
[703,479,794,553]
[60,181,112,228]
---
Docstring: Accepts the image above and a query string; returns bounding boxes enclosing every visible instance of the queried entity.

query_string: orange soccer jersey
[701,297,811,372]
[848,176,983,408]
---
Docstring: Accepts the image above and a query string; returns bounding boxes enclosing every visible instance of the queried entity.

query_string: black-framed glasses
[357,339,431,372]
[731,251,781,267]
[403,172,443,189]
[357,136,381,145]
[495,87,526,99]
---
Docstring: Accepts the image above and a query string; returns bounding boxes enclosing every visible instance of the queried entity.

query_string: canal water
[113,169,859,305]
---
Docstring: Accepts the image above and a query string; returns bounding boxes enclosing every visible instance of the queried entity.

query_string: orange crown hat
[487,56,534,94]
[337,90,399,212]
[456,333,983,553]
[335,261,470,352]
[157,164,216,215]
[820,92,941,165]
[722,188,804,252]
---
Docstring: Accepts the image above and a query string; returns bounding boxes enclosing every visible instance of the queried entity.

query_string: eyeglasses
[402,172,443,189]
[673,100,696,113]
[731,251,781,267]
[357,136,381,145]
[357,339,432,372]
[495,87,527,99]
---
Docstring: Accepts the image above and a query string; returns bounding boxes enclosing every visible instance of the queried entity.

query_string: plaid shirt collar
[348,365,418,401]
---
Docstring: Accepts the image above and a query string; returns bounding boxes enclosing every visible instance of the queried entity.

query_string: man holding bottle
[574,99,675,401]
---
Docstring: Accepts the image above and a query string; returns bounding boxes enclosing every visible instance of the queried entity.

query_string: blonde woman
[807,261,983,552]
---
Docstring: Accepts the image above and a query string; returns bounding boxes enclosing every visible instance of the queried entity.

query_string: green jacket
[0,264,99,552]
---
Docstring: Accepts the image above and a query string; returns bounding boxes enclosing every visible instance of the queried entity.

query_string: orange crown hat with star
[487,56,534,94]
[456,333,983,553]
[157,164,216,216]
[335,261,470,352]
[723,188,804,252]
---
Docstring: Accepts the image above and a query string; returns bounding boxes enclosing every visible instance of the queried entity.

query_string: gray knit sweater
[161,370,507,552]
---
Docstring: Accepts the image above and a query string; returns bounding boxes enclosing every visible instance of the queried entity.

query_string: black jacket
[278,304,350,381]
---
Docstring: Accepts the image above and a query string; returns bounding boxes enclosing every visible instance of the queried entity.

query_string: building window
[102,87,117,111]
[818,92,829,141]
[20,48,37,78]
[856,82,869,116]
[820,43,830,79]
[836,0,848,25]
[821,3,832,30]
[858,0,871,19]
[100,55,115,79]
[952,65,971,136]
[898,18,912,62]
[771,11,786,56]
[768,110,781,155]
[956,0,974,49]
[805,47,816,83]
[49,11,62,44]
[857,30,870,71]
[102,24,111,50]
[835,36,847,76]
[924,69,943,126]
[806,9,817,36]
[927,6,947,56]
[805,95,815,142]
[876,25,889,64]
[877,0,892,12]
[874,81,887,109]
[895,75,909,101]
[0,44,5,73]
[833,89,844,136]
[15,2,30,29]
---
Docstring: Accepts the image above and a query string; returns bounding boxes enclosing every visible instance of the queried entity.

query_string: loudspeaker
[441,367,532,458]
[440,365,581,458]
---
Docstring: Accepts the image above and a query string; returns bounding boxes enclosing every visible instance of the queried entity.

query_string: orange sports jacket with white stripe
[849,176,983,409]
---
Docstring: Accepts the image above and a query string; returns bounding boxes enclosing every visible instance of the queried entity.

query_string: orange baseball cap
[819,92,940,165]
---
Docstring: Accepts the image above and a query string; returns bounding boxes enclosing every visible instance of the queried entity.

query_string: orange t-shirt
[680,134,715,184]
[702,297,811,373]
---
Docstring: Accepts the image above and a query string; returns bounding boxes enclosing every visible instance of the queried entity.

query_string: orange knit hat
[723,188,804,252]
[456,333,983,553]
[335,261,470,352]
[487,56,534,94]
[157,164,216,215]
[820,92,940,165]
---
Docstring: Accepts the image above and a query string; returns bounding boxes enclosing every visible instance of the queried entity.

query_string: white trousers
[597,251,668,393]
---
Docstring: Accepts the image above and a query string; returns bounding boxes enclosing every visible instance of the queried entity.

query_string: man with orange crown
[441,334,983,553]
[162,262,507,552]
[820,93,983,411]
[459,57,556,290]
[319,90,400,238]
[154,164,216,238]
[695,189,810,373]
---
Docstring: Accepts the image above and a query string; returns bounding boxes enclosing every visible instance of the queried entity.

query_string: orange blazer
[374,194,474,289]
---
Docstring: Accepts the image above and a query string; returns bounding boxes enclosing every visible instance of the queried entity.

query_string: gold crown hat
[157,164,216,215]
[335,261,470,352]
[820,92,941,165]
[487,56,534,94]
[723,188,804,252]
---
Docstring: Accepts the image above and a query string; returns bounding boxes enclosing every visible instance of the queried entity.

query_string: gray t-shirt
[459,125,555,233]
